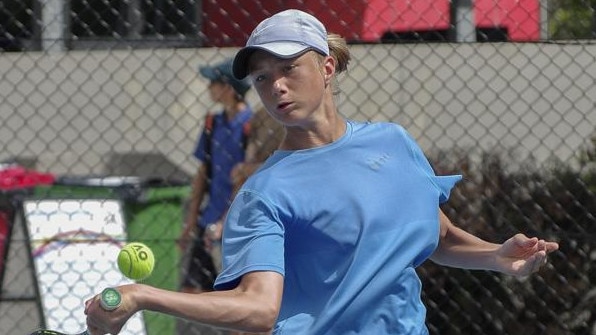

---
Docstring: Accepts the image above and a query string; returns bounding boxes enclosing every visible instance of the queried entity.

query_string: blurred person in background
[178,58,254,295]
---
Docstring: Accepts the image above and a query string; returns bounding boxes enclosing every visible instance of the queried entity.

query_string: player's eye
[283,64,296,74]
[257,74,268,83]
[250,73,266,83]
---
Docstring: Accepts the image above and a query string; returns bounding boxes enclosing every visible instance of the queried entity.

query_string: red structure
[0,165,54,287]
[200,0,540,47]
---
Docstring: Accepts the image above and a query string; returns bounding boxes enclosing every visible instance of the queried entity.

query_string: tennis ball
[117,242,155,280]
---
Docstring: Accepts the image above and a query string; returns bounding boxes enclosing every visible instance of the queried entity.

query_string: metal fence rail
[1,1,595,334]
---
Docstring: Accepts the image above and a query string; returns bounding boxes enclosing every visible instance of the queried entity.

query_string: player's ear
[322,55,335,83]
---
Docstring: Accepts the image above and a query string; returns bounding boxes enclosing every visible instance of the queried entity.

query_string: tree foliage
[421,141,596,334]
[549,0,596,39]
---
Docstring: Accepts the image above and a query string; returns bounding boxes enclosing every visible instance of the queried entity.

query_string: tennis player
[85,9,559,335]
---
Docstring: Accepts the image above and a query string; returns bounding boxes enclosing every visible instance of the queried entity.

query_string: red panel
[362,0,451,39]
[475,0,540,41]
[201,0,274,47]
[295,0,371,42]
[200,0,539,45]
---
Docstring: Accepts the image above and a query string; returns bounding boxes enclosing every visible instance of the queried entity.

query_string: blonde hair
[314,33,350,96]
[327,33,351,74]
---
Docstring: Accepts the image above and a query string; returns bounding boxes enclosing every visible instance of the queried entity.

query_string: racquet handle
[28,288,121,335]
[98,287,121,311]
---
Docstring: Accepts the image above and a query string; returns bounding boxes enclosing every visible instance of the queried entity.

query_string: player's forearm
[430,211,501,270]
[431,224,500,270]
[134,284,278,333]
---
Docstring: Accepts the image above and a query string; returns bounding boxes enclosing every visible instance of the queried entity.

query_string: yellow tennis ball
[117,242,155,280]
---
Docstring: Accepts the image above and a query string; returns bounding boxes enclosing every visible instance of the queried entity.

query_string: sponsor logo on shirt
[366,152,390,170]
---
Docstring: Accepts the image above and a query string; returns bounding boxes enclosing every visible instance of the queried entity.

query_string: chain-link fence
[1,1,595,334]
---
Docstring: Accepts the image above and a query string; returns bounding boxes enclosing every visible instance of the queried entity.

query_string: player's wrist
[182,224,197,237]
[186,228,197,238]
[137,284,164,312]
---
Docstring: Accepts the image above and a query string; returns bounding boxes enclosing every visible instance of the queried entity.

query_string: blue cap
[232,9,330,79]
[199,58,251,96]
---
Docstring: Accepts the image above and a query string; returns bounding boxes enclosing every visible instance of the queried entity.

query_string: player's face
[248,50,328,127]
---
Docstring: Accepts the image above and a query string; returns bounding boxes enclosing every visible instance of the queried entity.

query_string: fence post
[453,0,476,42]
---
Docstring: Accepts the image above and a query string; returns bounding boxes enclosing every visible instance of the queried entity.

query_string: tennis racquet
[28,330,87,335]
[28,288,121,335]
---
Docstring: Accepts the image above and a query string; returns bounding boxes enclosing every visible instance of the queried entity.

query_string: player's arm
[430,209,558,277]
[86,271,283,335]
[146,271,282,332]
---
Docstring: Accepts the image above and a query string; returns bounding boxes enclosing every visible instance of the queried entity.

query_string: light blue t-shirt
[214,120,461,334]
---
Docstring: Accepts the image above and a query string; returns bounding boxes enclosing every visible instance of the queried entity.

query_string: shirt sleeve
[214,189,285,290]
[397,125,462,203]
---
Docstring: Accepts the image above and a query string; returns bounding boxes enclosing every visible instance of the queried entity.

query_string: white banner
[24,199,146,335]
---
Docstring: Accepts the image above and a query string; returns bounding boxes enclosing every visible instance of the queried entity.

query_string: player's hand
[85,285,137,335]
[203,221,223,250]
[495,233,559,277]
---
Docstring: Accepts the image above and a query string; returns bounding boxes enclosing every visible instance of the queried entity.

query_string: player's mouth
[276,101,293,112]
